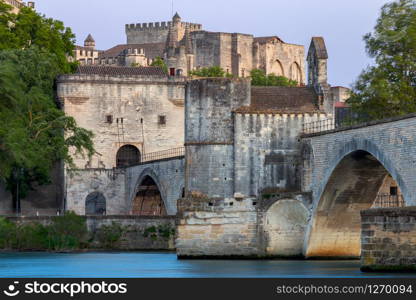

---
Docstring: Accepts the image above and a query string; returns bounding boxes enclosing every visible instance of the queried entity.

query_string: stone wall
[66,157,185,216]
[8,215,176,251]
[66,169,128,216]
[57,74,186,169]
[361,207,416,272]
[185,78,251,199]
[191,32,254,77]
[177,197,261,257]
[254,42,305,84]
[126,21,202,45]
[234,113,327,199]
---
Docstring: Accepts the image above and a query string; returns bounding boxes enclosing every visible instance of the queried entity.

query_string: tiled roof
[235,86,321,114]
[75,65,167,76]
[254,36,284,44]
[75,45,102,52]
[99,43,165,60]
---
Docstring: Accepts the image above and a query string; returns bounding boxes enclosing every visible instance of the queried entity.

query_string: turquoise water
[0,252,413,278]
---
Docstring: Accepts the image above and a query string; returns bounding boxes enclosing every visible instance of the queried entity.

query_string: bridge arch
[305,138,407,258]
[131,168,167,216]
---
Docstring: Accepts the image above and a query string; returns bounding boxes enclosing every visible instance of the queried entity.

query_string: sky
[35,0,392,87]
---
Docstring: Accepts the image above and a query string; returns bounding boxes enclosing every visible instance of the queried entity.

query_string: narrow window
[169,68,176,76]
[158,115,166,126]
[106,115,113,124]
[390,186,398,196]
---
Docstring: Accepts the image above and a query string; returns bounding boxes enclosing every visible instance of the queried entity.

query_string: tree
[0,2,77,72]
[250,69,298,87]
[150,57,168,74]
[0,4,94,212]
[348,0,416,120]
[189,66,232,78]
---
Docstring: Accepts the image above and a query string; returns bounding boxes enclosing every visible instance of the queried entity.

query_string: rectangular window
[158,115,166,126]
[106,115,113,124]
[390,186,398,196]
[169,68,175,76]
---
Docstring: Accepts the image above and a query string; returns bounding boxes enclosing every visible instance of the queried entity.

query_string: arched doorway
[306,150,404,258]
[85,192,106,215]
[116,145,141,167]
[132,176,166,216]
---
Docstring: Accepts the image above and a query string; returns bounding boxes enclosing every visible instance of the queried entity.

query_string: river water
[0,252,413,278]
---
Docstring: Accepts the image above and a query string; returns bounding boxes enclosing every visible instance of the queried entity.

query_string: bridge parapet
[302,113,416,137]
[140,147,185,164]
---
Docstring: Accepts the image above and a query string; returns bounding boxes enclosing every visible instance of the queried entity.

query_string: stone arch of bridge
[305,138,408,258]
[131,168,167,216]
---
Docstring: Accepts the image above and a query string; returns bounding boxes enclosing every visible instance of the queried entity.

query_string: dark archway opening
[132,176,166,216]
[306,150,404,258]
[116,145,141,168]
[86,192,106,215]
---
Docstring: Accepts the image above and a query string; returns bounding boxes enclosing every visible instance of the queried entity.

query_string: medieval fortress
[2,13,412,264]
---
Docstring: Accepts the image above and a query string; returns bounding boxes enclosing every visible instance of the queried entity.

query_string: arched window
[116,145,141,167]
[290,62,302,84]
[270,59,284,77]
[85,192,106,215]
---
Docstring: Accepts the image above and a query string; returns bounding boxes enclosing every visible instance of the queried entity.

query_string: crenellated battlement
[126,21,202,31]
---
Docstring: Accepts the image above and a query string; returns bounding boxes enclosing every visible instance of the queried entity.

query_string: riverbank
[0,214,176,252]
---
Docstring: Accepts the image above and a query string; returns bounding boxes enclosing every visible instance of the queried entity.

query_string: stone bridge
[301,114,416,258]
[66,153,184,216]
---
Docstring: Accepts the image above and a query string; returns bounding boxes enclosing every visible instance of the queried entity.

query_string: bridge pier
[361,207,416,272]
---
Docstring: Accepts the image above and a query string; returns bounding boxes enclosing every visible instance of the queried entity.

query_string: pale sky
[35,0,392,87]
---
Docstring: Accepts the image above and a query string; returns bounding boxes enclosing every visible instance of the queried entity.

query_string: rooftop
[235,86,321,114]
[75,65,167,76]
[99,43,165,60]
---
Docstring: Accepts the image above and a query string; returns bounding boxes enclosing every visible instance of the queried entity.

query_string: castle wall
[185,78,251,199]
[66,169,128,216]
[234,113,327,198]
[126,22,202,45]
[191,32,253,77]
[57,74,186,169]
[256,42,305,84]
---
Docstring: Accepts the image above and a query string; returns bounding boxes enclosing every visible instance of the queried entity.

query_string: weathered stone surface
[361,208,416,272]
[303,115,416,258]
[8,216,176,250]
[66,157,185,216]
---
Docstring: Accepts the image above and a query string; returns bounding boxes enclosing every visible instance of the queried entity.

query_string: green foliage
[0,3,76,72]
[150,56,168,74]
[0,4,93,207]
[250,69,298,86]
[48,212,88,251]
[96,222,124,249]
[0,213,88,251]
[0,49,95,203]
[189,66,233,78]
[143,224,175,241]
[348,0,416,120]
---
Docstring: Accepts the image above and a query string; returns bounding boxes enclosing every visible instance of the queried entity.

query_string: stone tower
[184,78,251,199]
[84,34,96,50]
[307,37,333,114]
[165,21,194,76]
[307,37,328,86]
